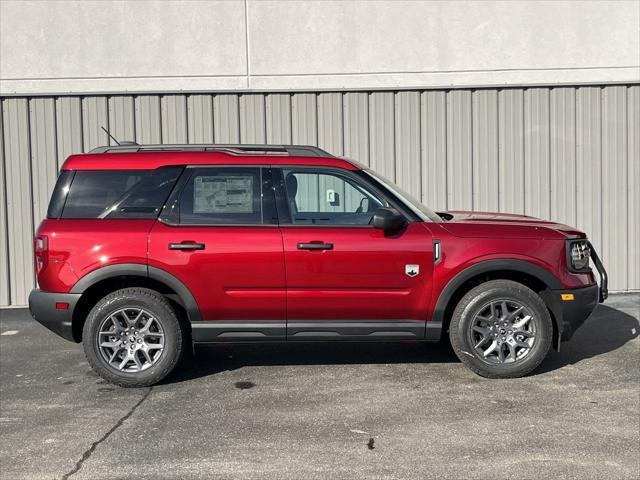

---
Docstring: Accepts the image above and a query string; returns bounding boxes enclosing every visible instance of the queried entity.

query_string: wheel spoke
[514,339,530,348]
[100,340,121,348]
[483,340,498,357]
[500,301,509,320]
[474,336,490,349]
[507,342,517,360]
[472,325,490,336]
[139,315,155,332]
[143,332,164,338]
[142,349,153,363]
[118,354,131,370]
[146,343,163,350]
[513,315,532,329]
[509,306,525,321]
[108,349,120,363]
[496,344,505,363]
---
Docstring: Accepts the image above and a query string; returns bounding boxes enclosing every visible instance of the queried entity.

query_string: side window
[60,167,182,219]
[178,168,263,225]
[282,169,386,225]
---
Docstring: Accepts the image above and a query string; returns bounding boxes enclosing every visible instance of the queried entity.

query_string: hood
[438,210,586,239]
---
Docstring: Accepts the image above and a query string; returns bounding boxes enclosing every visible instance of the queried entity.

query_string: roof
[61,150,360,171]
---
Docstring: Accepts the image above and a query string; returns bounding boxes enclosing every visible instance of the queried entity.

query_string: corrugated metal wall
[1,85,638,306]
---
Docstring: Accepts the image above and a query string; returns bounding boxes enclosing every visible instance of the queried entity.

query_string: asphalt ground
[1,294,638,480]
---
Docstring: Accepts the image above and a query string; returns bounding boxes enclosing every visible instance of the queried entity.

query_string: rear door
[148,166,286,341]
[275,167,434,340]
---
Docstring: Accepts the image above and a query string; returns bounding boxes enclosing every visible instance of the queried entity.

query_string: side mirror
[373,207,408,232]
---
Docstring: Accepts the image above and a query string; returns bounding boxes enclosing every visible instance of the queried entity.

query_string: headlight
[567,239,591,272]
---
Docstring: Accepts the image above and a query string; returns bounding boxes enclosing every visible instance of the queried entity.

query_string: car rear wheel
[83,288,186,387]
[449,280,552,378]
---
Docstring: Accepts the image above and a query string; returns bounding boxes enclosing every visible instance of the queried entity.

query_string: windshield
[364,169,442,222]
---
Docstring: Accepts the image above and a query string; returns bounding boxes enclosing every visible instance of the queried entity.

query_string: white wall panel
[161,95,187,144]
[187,95,214,144]
[240,94,266,144]
[369,92,395,181]
[343,92,369,166]
[135,96,161,144]
[395,92,421,199]
[265,94,292,145]
[550,88,577,227]
[498,89,525,214]
[82,96,109,151]
[446,90,472,210]
[627,86,640,292]
[524,88,551,219]
[291,94,317,146]
[421,91,447,210]
[318,93,343,156]
[472,90,499,211]
[1,84,638,305]
[2,99,34,305]
[0,110,9,305]
[601,86,628,291]
[29,98,57,225]
[213,95,240,144]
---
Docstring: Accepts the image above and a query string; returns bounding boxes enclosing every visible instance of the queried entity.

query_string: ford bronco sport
[29,144,608,387]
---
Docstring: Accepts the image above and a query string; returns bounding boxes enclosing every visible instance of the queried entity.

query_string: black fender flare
[70,263,202,322]
[432,259,563,327]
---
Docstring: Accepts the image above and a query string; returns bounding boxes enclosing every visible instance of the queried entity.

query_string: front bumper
[542,243,608,346]
[28,289,81,342]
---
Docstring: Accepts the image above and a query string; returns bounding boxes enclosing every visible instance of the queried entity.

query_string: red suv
[29,144,607,387]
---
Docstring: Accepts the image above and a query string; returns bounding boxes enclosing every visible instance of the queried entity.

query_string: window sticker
[193,175,254,213]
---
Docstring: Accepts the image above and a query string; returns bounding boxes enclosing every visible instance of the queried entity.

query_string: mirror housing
[373,207,408,232]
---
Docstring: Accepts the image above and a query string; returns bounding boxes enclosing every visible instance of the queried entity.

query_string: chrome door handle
[169,242,205,251]
[297,242,333,251]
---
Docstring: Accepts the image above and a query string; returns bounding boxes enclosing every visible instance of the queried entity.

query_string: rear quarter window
[49,167,182,219]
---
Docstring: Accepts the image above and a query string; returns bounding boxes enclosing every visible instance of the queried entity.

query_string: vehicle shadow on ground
[164,303,639,385]
[165,340,459,385]
[535,303,639,374]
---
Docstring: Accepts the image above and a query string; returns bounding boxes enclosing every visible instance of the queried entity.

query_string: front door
[276,167,434,340]
[148,166,286,341]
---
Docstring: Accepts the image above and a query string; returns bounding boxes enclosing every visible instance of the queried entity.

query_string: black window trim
[272,165,418,228]
[158,165,279,227]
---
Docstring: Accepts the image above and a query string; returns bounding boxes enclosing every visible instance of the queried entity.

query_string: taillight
[35,235,48,273]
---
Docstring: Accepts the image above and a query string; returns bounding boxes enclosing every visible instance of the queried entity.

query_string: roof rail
[88,144,334,158]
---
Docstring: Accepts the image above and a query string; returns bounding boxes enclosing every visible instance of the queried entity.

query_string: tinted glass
[61,168,181,219]
[47,170,75,218]
[179,168,263,224]
[282,169,385,225]
[104,167,182,219]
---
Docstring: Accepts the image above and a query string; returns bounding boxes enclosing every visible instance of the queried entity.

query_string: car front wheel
[449,279,553,378]
[82,288,186,387]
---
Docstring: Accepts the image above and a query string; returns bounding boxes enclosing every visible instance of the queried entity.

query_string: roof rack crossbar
[88,144,334,158]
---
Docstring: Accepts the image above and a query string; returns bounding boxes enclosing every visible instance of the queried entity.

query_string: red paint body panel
[281,222,434,321]
[147,222,286,321]
[61,152,358,171]
[35,219,153,292]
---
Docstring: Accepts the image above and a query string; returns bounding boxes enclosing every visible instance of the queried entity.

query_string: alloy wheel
[96,308,165,372]
[469,299,536,364]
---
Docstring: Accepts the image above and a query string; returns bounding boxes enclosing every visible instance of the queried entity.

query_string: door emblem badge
[405,264,419,277]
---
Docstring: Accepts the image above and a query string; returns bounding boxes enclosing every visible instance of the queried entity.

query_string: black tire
[82,288,186,388]
[449,280,552,378]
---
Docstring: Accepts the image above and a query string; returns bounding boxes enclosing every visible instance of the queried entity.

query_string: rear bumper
[28,289,81,342]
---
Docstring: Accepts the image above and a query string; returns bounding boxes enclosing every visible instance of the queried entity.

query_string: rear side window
[53,167,182,219]
[178,168,263,224]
